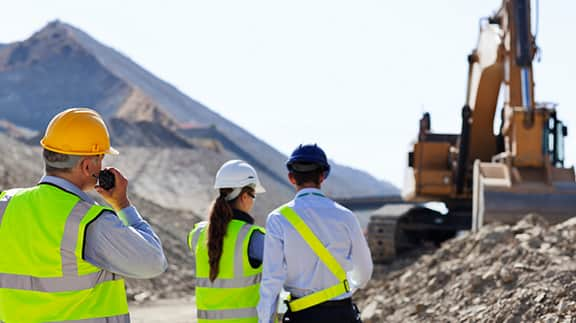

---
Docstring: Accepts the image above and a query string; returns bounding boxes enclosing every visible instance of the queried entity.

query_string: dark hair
[291,169,323,186]
[206,186,255,281]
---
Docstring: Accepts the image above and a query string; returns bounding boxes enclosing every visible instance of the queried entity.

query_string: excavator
[368,0,576,263]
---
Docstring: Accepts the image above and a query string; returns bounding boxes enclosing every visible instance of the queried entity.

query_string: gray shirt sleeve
[84,206,168,279]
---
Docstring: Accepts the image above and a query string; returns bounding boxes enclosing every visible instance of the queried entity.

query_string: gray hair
[43,149,82,173]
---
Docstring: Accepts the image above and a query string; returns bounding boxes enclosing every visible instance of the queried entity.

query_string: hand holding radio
[98,169,115,190]
[95,167,131,211]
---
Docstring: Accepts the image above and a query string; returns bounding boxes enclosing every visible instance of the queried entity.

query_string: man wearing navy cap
[258,144,373,323]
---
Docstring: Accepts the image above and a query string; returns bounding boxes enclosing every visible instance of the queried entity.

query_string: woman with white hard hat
[187,160,266,322]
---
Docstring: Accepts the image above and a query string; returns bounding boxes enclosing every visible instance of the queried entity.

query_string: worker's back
[259,144,372,323]
[274,190,366,297]
[0,184,129,322]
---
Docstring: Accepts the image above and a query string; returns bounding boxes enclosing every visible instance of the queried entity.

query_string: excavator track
[367,204,415,263]
[367,215,400,263]
[367,204,471,263]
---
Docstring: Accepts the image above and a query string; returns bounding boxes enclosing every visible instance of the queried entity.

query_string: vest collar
[232,209,255,224]
[38,176,96,204]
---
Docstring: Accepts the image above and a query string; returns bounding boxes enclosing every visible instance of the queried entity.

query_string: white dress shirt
[257,188,373,323]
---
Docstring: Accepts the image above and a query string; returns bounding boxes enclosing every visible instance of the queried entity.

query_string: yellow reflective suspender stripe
[279,205,350,312]
[279,206,347,280]
[289,283,349,312]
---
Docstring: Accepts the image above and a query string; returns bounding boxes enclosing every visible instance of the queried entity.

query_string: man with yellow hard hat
[0,108,167,322]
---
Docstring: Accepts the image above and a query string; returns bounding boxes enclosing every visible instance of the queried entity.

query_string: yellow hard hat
[40,108,119,156]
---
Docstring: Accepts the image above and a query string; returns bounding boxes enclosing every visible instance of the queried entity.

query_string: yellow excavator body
[405,0,576,229]
[368,0,576,263]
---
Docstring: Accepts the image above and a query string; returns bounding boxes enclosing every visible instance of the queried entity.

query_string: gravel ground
[130,298,196,323]
[356,214,576,322]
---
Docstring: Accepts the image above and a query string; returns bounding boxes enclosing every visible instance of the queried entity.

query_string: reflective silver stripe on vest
[0,270,116,293]
[61,201,92,276]
[195,272,262,288]
[190,225,204,253]
[234,224,252,277]
[197,308,258,320]
[0,190,17,227]
[49,313,130,323]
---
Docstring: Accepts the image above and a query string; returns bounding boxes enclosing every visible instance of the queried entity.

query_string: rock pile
[357,214,576,322]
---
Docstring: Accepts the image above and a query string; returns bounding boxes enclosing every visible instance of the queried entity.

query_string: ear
[78,157,93,177]
[235,191,251,210]
[288,172,297,185]
[319,172,325,184]
[240,191,249,203]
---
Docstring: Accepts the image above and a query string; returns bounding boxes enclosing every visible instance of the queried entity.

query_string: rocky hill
[0,20,397,198]
[357,214,576,322]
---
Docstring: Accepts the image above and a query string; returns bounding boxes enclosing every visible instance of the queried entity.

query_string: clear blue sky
[2,1,575,188]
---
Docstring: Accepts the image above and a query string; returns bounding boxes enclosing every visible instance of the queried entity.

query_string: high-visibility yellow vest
[0,184,129,323]
[188,219,264,323]
[279,205,350,312]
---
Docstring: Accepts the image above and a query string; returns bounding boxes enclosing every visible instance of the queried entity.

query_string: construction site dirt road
[130,298,196,323]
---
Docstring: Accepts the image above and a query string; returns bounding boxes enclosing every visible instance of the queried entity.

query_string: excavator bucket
[472,161,576,231]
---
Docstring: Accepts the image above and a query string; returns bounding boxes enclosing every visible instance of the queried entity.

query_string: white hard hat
[214,160,266,194]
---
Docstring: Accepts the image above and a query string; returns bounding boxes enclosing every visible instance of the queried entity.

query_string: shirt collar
[39,175,96,204]
[232,208,255,224]
[295,188,326,199]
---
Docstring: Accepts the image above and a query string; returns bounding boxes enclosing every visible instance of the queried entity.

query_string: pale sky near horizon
[1,1,575,188]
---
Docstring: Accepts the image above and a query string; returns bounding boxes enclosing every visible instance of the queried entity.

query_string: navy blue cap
[286,144,331,178]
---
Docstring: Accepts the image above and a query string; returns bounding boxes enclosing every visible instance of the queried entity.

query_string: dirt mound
[357,214,576,322]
